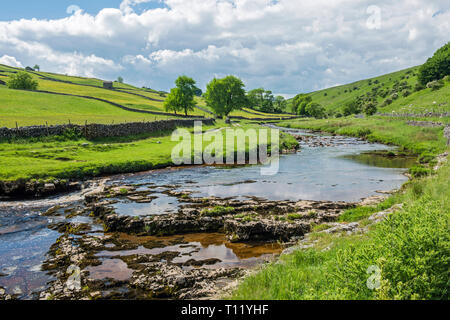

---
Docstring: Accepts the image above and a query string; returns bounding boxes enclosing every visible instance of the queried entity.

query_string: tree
[274,96,287,113]
[7,72,38,90]
[117,76,124,83]
[260,90,275,113]
[292,94,312,116]
[33,65,40,71]
[342,100,362,116]
[247,88,265,110]
[174,75,197,116]
[204,75,248,118]
[418,42,450,85]
[164,87,183,115]
[305,103,326,119]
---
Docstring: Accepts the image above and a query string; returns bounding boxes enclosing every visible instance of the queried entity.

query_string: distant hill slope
[288,66,449,116]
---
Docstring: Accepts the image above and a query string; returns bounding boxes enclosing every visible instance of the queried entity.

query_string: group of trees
[165,75,245,117]
[246,88,287,113]
[292,94,326,118]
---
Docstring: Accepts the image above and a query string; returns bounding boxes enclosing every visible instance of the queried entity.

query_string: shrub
[418,42,450,85]
[382,98,393,106]
[363,102,378,116]
[402,90,411,97]
[414,83,425,92]
[391,93,399,100]
[426,80,444,91]
[7,72,38,90]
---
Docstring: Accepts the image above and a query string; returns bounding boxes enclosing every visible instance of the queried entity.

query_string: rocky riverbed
[0,129,413,300]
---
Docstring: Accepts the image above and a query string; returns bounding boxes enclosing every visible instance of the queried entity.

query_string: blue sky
[0,1,164,21]
[0,1,449,96]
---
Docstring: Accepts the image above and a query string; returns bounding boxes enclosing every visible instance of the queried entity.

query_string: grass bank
[0,121,298,183]
[231,117,449,300]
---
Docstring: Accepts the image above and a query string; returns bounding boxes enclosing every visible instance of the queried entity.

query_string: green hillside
[290,66,449,117]
[0,64,293,128]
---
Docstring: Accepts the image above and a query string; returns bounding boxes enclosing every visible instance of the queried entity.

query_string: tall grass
[231,163,449,300]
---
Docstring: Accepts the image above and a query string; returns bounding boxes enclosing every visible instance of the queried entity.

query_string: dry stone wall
[0,119,215,140]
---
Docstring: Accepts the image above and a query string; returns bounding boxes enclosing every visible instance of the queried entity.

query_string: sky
[0,0,449,97]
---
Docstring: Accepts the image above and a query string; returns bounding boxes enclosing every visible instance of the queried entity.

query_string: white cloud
[0,55,23,68]
[0,0,449,92]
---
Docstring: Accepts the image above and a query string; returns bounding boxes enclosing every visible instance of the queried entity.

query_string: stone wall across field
[0,118,215,140]
[377,112,450,118]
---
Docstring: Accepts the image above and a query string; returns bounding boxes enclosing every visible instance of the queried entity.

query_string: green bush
[426,80,444,91]
[418,42,450,85]
[363,102,378,116]
[7,72,38,90]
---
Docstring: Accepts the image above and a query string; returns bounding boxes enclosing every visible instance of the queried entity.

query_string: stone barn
[103,81,113,89]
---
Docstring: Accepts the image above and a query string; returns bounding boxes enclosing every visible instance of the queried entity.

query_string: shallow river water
[0,129,414,299]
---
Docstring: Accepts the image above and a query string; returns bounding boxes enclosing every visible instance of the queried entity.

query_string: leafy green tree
[247,88,266,110]
[205,75,248,118]
[274,96,287,113]
[342,100,362,116]
[164,87,183,115]
[174,75,197,116]
[260,90,275,113]
[33,65,40,71]
[418,42,450,85]
[305,103,326,119]
[292,94,312,116]
[7,72,38,90]
[164,75,197,116]
[117,76,124,83]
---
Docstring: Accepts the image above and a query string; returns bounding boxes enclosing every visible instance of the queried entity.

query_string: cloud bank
[0,0,449,94]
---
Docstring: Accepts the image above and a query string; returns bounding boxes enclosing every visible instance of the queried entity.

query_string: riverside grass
[231,117,449,300]
[0,121,298,182]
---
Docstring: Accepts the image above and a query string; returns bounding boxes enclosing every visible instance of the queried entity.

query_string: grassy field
[0,86,178,127]
[0,120,298,182]
[0,64,294,126]
[231,116,449,300]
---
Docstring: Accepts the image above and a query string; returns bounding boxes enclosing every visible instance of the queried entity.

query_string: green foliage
[292,94,312,116]
[117,76,124,83]
[409,165,432,178]
[426,80,444,91]
[233,162,450,300]
[418,42,450,85]
[205,75,248,117]
[363,102,377,116]
[342,100,361,116]
[7,72,38,90]
[305,103,326,119]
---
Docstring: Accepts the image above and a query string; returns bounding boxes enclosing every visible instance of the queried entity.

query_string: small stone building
[103,81,113,89]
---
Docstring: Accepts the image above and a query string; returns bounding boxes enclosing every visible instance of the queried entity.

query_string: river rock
[224,219,310,242]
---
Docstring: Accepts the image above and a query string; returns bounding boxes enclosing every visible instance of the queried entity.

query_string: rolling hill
[0,64,295,128]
